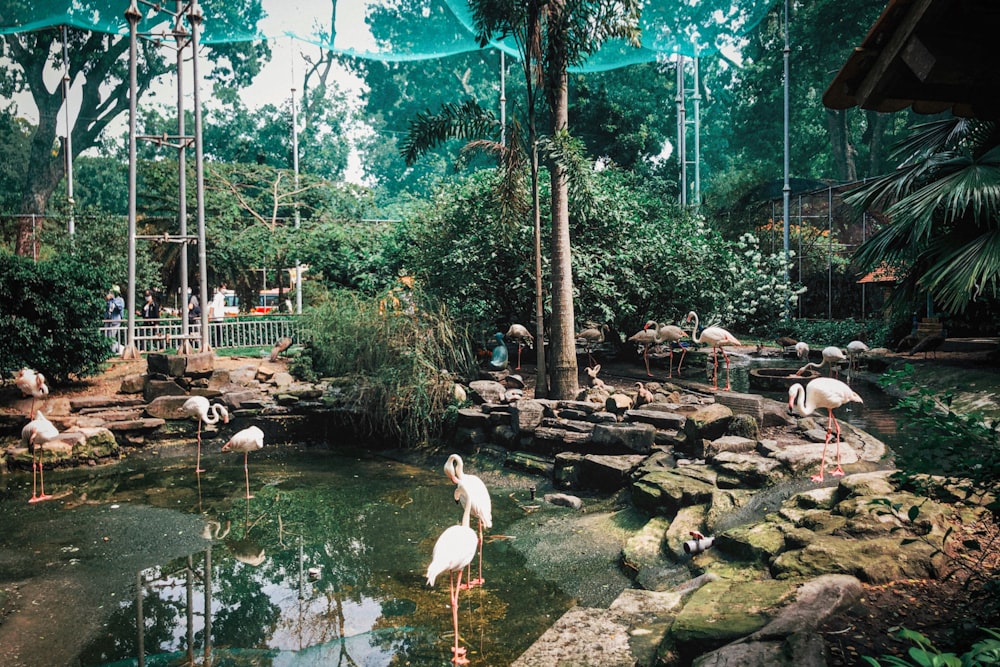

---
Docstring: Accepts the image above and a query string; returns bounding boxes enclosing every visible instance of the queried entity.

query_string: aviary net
[0,0,774,68]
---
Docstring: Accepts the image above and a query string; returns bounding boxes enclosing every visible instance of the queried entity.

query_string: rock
[69,395,145,412]
[119,373,145,394]
[544,492,583,510]
[184,351,215,375]
[712,451,786,488]
[681,403,734,451]
[511,607,633,667]
[146,353,188,377]
[511,399,545,434]
[605,393,633,415]
[469,380,507,404]
[506,451,555,477]
[622,516,670,572]
[143,378,187,403]
[624,409,687,430]
[580,454,646,490]
[145,395,196,420]
[591,422,656,454]
[456,408,490,428]
[554,452,584,488]
[632,467,717,517]
[704,435,756,458]
[713,391,764,424]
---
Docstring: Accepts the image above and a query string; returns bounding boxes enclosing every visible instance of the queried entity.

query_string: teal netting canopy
[0,0,773,69]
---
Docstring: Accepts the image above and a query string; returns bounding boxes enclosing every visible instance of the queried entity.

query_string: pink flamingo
[444,454,492,588]
[627,321,666,377]
[22,411,59,503]
[504,324,534,371]
[222,426,263,499]
[797,346,848,379]
[426,494,477,665]
[183,396,230,473]
[576,323,609,367]
[788,377,863,482]
[15,368,49,418]
[685,311,741,390]
[655,322,689,378]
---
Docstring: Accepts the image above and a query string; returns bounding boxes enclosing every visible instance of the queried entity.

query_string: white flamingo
[576,323,609,367]
[794,341,810,360]
[22,411,59,503]
[15,368,49,418]
[444,453,492,588]
[504,324,534,371]
[685,311,742,391]
[846,340,869,375]
[798,346,847,379]
[655,321,689,378]
[222,426,264,499]
[183,396,230,473]
[426,493,477,665]
[627,321,666,377]
[788,377,863,482]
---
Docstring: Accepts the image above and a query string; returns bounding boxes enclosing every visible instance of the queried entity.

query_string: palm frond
[922,230,1000,312]
[401,100,499,166]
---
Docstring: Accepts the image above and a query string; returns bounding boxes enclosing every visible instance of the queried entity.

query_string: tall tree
[0,1,269,256]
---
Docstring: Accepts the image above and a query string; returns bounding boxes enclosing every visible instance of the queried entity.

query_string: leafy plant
[862,627,1000,666]
[294,286,476,447]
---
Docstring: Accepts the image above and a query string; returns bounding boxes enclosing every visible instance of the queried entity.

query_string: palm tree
[848,118,1000,315]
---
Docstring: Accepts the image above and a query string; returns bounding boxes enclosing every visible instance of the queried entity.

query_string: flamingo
[22,411,59,503]
[685,311,742,391]
[576,323,609,367]
[788,377,863,482]
[846,340,869,374]
[798,346,847,379]
[627,321,665,377]
[655,322,689,378]
[444,454,492,588]
[504,324,534,371]
[183,396,230,473]
[795,341,810,360]
[15,368,49,418]
[426,493,477,665]
[222,425,264,499]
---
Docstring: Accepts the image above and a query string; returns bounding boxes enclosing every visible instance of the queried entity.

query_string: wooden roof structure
[823,0,1000,119]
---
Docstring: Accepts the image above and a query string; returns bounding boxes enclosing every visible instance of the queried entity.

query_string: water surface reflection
[0,449,574,666]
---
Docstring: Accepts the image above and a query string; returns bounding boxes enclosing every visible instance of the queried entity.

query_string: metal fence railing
[100,316,302,353]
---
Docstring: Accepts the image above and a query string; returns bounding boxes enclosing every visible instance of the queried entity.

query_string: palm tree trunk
[547,66,578,399]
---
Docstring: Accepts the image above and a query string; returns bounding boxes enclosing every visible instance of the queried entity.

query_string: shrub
[0,253,110,383]
[295,287,476,446]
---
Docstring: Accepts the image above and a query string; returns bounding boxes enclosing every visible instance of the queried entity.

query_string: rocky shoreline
[2,352,995,666]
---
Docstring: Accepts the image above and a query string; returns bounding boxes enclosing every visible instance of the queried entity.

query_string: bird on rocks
[788,377,863,482]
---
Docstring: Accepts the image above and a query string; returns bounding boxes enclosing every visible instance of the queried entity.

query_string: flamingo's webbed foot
[830,466,845,477]
[810,472,825,483]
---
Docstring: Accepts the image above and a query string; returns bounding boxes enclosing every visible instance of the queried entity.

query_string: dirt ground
[8,346,1000,664]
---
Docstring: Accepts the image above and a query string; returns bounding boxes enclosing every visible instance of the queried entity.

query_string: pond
[0,447,590,667]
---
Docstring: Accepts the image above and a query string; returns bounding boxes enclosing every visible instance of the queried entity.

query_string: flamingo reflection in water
[426,491,478,665]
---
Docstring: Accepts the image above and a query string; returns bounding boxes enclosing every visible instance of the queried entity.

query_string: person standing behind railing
[106,286,125,354]
[142,290,161,351]
[209,283,227,348]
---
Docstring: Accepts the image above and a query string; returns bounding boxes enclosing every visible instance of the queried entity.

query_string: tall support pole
[136,571,145,667]
[189,1,210,351]
[499,51,507,147]
[176,0,192,353]
[676,55,687,207]
[693,50,701,208]
[123,2,141,360]
[203,547,213,661]
[61,26,75,236]
[291,77,302,314]
[828,185,833,319]
[781,0,791,319]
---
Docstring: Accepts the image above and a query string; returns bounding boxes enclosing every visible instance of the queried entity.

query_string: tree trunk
[865,110,887,177]
[546,61,578,400]
[824,108,856,182]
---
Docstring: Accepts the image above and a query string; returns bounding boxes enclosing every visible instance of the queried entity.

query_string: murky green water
[0,448,577,666]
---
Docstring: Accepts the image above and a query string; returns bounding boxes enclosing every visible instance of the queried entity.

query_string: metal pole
[123,2,141,360]
[177,0,191,353]
[291,64,302,314]
[61,26,75,235]
[782,0,791,319]
[693,50,701,207]
[136,571,145,667]
[828,185,833,319]
[797,195,802,318]
[204,547,212,660]
[676,55,686,207]
[189,1,210,351]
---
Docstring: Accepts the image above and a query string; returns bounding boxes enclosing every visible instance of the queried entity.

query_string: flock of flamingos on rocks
[509,310,865,486]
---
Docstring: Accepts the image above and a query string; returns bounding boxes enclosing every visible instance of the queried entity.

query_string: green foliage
[295,288,476,446]
[862,627,1000,667]
[0,253,110,382]
[879,365,1000,493]
[772,318,890,349]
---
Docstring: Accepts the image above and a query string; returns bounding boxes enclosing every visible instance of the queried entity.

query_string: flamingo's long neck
[459,491,473,528]
[689,313,703,344]
[204,404,222,425]
[792,385,813,416]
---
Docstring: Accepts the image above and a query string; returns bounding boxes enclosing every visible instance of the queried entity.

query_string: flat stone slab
[69,396,145,412]
[511,607,633,667]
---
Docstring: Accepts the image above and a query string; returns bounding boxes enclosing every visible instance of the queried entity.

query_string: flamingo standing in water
[504,324,534,371]
[628,321,666,377]
[15,368,49,418]
[655,322,689,378]
[788,377,863,482]
[685,311,741,390]
[183,396,230,473]
[444,454,492,588]
[797,346,847,379]
[22,411,59,503]
[846,340,869,376]
[222,426,264,499]
[426,494,477,665]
